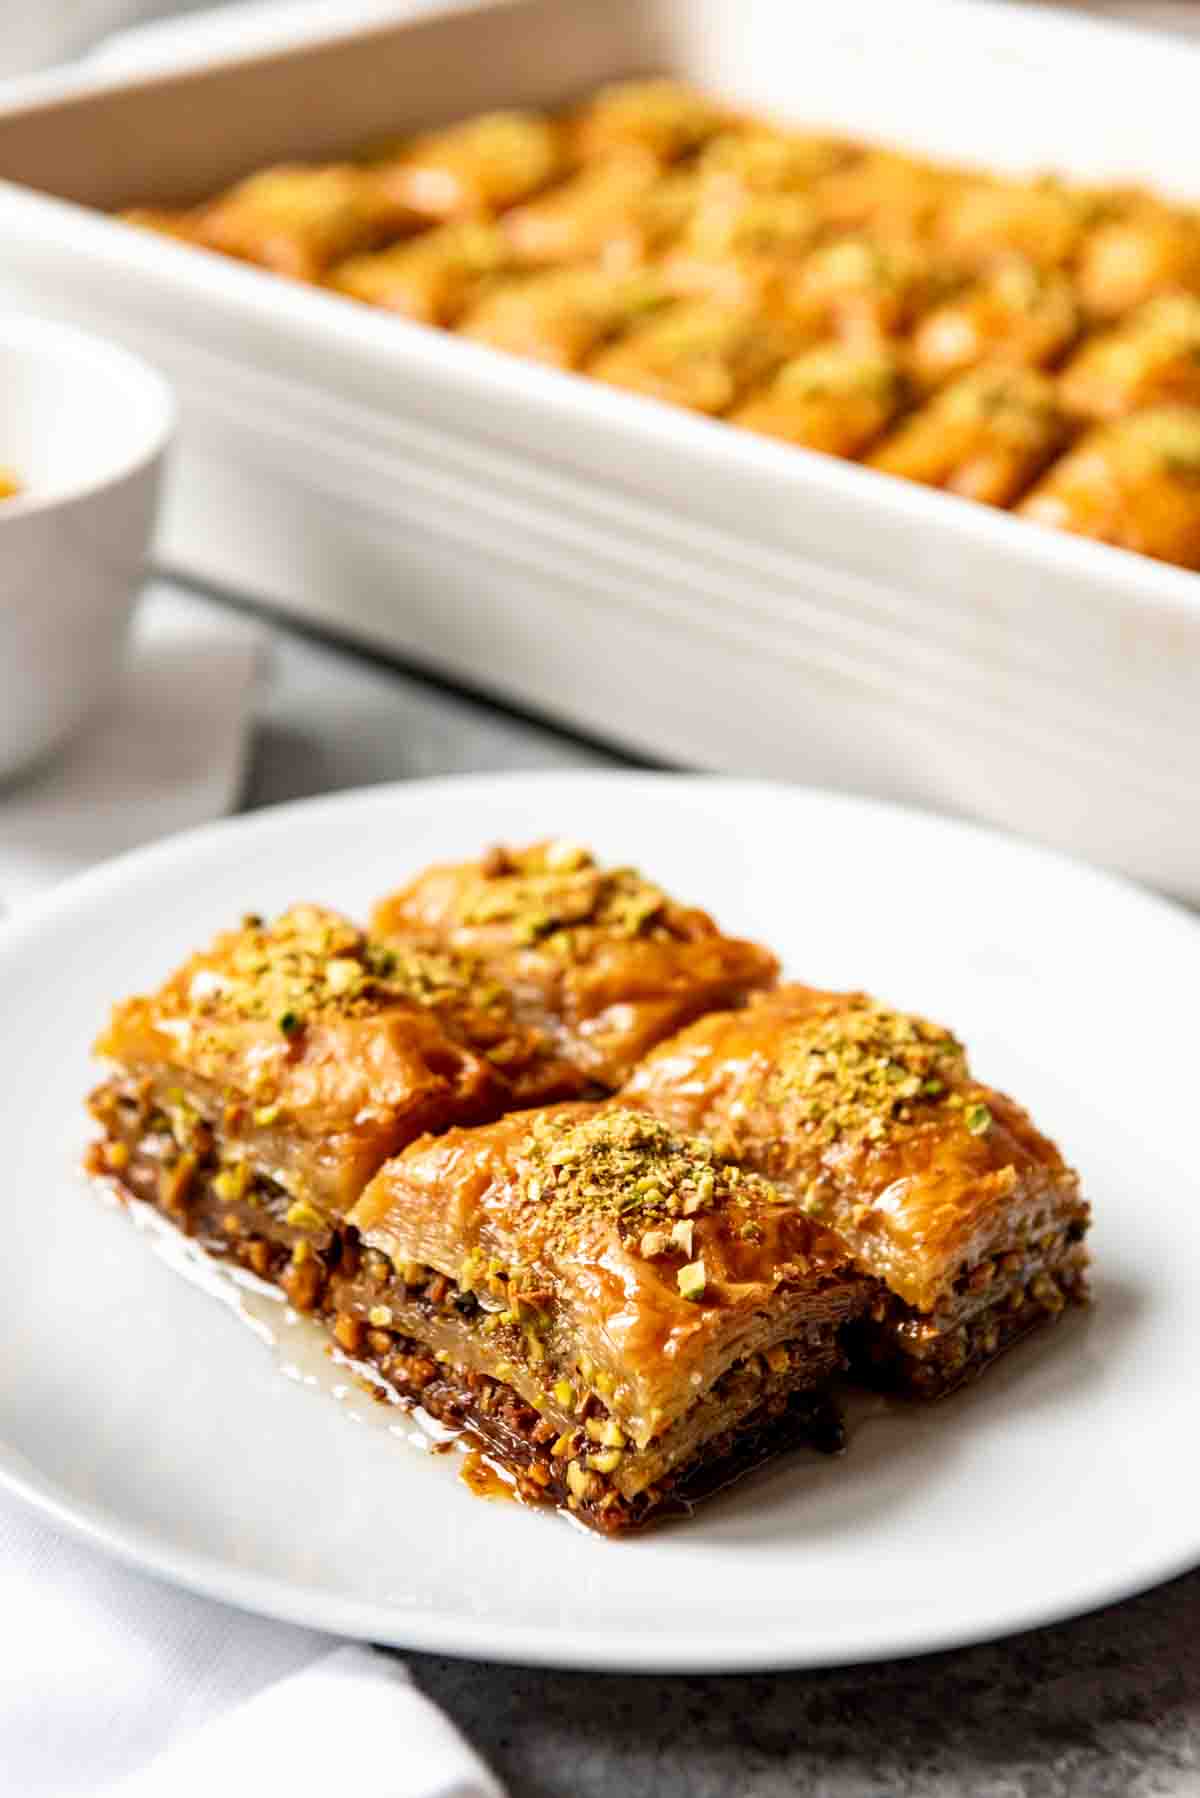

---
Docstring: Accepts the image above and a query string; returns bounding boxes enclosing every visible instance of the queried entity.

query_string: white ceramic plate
[3,772,1197,1671]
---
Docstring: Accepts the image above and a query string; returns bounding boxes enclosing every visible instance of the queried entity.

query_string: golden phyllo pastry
[345,1104,867,1529]
[808,150,959,243]
[189,164,416,281]
[784,234,939,346]
[566,79,733,165]
[1058,294,1200,421]
[587,298,799,413]
[1075,202,1200,320]
[371,839,778,1087]
[460,267,666,368]
[908,259,1080,391]
[500,149,662,266]
[868,364,1071,506]
[1018,405,1200,567]
[369,110,563,219]
[696,128,855,196]
[328,221,516,325]
[657,187,820,316]
[623,985,1090,1397]
[731,344,908,457]
[88,903,590,1232]
[933,174,1093,270]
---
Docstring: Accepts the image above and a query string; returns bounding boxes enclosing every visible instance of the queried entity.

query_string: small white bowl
[0,316,173,778]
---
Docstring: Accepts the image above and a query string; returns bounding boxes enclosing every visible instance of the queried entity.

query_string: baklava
[460,267,668,368]
[731,344,908,457]
[86,903,593,1260]
[587,298,800,413]
[341,1103,868,1529]
[371,840,779,1086]
[908,259,1080,391]
[1058,294,1200,421]
[1018,405,1200,566]
[328,222,517,325]
[623,984,1090,1398]
[115,76,1200,567]
[192,164,417,282]
[868,364,1072,506]
[367,110,564,220]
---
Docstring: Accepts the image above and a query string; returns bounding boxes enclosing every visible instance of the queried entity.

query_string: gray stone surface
[219,586,1200,1798]
[408,1570,1200,1798]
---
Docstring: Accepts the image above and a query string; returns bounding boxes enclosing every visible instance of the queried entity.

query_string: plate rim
[4,768,1199,1672]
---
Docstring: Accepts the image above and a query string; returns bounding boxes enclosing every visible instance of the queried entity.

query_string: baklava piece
[1075,203,1200,320]
[784,234,941,347]
[908,259,1080,391]
[808,150,959,244]
[368,110,563,220]
[371,840,779,1088]
[0,469,21,500]
[459,267,667,368]
[623,985,1090,1399]
[696,128,855,196]
[566,78,733,165]
[87,904,594,1261]
[342,1104,868,1530]
[500,149,664,266]
[933,174,1091,270]
[731,344,908,458]
[658,188,820,316]
[1018,405,1200,568]
[1058,294,1200,421]
[328,222,515,326]
[868,365,1071,507]
[587,298,799,414]
[190,164,416,282]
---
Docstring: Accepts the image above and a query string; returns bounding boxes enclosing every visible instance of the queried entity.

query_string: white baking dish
[0,0,1196,893]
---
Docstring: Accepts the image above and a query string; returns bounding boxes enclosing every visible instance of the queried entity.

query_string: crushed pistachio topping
[1121,406,1200,477]
[285,1198,327,1232]
[183,905,510,1038]
[677,1259,707,1301]
[766,1000,969,1148]
[937,367,1061,437]
[964,1101,993,1136]
[454,843,671,947]
[514,1106,777,1270]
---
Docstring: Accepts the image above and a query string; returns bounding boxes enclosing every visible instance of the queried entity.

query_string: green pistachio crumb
[677,1259,707,1301]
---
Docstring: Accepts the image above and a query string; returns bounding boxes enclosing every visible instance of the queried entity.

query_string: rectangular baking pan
[0,0,1196,894]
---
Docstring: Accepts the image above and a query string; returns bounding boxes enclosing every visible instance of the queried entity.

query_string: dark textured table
[214,584,1200,1798]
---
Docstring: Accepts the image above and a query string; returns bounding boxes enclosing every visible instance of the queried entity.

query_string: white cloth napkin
[0,1489,504,1798]
[0,581,508,1798]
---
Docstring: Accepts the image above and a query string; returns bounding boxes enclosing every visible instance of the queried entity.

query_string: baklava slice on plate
[624,985,1090,1397]
[87,904,589,1290]
[370,840,779,1088]
[343,1104,867,1530]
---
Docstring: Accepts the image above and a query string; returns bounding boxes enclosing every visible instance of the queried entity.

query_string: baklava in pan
[118,76,1200,566]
